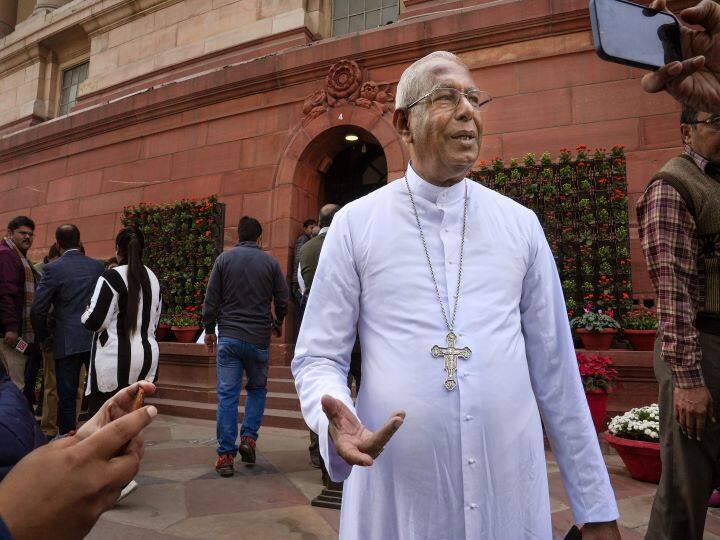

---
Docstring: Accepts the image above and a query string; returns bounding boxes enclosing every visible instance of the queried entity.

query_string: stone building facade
[0,0,692,341]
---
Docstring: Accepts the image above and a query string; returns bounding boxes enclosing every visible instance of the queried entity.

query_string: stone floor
[87,414,720,539]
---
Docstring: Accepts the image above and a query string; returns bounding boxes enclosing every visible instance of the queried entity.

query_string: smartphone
[590,0,682,71]
[15,338,28,354]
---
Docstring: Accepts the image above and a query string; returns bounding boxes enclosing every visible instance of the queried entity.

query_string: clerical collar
[405,163,468,204]
[684,145,720,180]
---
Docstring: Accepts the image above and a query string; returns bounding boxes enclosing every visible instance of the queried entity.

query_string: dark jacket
[0,373,46,481]
[31,250,104,359]
[0,239,25,336]
[202,242,289,347]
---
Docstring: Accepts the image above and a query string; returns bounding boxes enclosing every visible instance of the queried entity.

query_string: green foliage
[122,196,223,316]
[471,145,632,320]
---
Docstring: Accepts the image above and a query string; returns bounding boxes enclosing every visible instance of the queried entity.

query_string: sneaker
[239,436,256,464]
[117,479,138,502]
[710,490,720,508]
[215,453,235,477]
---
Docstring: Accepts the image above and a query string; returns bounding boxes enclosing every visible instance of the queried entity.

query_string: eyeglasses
[687,116,720,131]
[406,87,493,111]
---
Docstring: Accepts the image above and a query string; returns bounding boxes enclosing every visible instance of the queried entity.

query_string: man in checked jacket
[637,104,720,540]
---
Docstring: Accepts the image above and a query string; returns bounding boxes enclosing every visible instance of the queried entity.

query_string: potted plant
[170,308,201,343]
[622,308,658,351]
[570,307,621,350]
[605,404,661,483]
[577,353,618,432]
[156,314,172,342]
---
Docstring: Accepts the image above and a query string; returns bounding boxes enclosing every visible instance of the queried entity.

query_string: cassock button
[465,415,473,421]
[468,458,476,465]
[469,503,479,510]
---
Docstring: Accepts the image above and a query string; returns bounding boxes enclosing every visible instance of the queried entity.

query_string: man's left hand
[582,521,621,539]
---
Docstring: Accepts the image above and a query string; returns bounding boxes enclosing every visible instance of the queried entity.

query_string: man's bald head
[318,204,341,228]
[55,224,81,251]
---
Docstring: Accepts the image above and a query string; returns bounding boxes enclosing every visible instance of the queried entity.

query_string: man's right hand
[3,330,18,348]
[321,394,405,467]
[675,385,715,440]
[204,333,217,355]
[0,405,156,540]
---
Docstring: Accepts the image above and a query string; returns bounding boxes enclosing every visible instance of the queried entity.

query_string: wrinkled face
[682,111,720,163]
[405,61,485,182]
[8,225,33,254]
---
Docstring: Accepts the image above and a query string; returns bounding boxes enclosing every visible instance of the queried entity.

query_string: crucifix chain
[405,178,469,333]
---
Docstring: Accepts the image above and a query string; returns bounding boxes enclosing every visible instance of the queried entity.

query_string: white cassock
[292,165,619,539]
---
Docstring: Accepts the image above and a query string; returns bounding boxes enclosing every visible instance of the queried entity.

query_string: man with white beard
[292,51,620,539]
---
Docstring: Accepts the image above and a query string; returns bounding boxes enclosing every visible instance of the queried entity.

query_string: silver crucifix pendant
[431,331,472,391]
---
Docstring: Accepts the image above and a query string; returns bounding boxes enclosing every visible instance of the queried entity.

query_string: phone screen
[593,0,681,69]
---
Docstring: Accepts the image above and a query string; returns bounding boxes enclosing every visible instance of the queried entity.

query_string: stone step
[156,386,302,411]
[146,397,307,430]
[269,366,292,378]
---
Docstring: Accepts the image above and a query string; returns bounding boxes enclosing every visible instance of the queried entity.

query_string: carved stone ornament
[301,60,395,126]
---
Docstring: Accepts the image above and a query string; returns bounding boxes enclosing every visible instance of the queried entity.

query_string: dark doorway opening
[323,139,387,206]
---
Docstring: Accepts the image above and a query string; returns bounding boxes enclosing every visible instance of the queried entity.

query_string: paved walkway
[87,415,720,539]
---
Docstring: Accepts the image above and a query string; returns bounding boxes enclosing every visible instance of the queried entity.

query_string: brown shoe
[239,436,256,464]
[215,453,235,477]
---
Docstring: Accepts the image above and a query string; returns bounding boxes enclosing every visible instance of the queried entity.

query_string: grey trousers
[645,332,720,540]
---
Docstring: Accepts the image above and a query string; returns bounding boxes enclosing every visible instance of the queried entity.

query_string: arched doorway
[314,126,388,206]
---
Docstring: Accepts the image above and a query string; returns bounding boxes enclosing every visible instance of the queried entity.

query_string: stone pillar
[0,0,17,38]
[34,0,70,12]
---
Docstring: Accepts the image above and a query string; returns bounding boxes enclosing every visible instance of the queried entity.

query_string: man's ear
[681,124,692,146]
[393,108,413,145]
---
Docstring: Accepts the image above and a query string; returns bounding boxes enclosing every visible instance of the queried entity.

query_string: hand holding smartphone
[590,0,682,70]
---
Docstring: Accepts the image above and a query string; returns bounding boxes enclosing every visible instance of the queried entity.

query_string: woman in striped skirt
[82,227,162,416]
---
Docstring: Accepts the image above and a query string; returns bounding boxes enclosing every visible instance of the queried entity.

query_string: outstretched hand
[642,0,720,112]
[321,394,405,467]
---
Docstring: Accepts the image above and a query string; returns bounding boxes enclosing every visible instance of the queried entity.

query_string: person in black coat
[31,225,104,435]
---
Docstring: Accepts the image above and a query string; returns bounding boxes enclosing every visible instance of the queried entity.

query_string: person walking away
[203,216,289,477]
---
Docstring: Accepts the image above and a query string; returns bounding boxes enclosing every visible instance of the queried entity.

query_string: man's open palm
[643,0,720,112]
[321,394,405,467]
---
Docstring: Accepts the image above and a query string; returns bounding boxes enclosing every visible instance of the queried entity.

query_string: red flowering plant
[577,352,619,393]
[621,308,658,330]
[171,307,201,328]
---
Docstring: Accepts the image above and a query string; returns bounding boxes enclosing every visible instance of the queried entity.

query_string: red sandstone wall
[0,11,682,307]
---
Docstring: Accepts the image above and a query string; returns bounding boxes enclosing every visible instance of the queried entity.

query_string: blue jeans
[216,337,268,456]
[55,352,88,435]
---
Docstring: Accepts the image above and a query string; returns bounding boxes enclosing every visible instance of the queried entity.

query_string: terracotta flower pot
[624,329,657,351]
[155,324,171,342]
[585,390,608,432]
[576,328,617,350]
[171,326,200,343]
[604,432,662,483]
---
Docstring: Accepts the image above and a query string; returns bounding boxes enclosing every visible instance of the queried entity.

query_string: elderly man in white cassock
[292,51,621,539]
